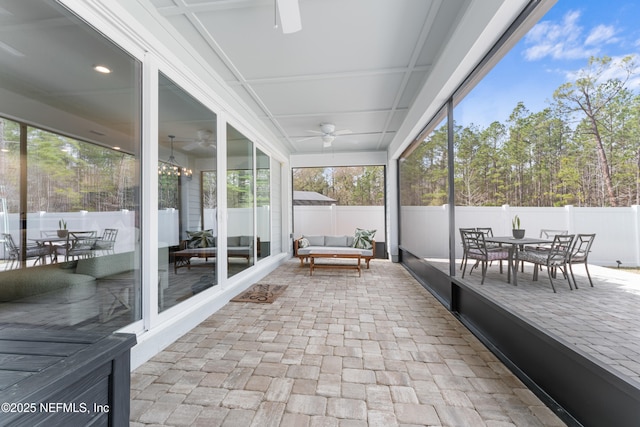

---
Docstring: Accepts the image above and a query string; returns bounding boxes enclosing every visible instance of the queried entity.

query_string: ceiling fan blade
[277,0,302,34]
[296,136,318,143]
[182,141,201,151]
[333,129,353,136]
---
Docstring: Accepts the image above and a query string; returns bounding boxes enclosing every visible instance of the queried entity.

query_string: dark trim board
[399,248,640,427]
[400,249,451,308]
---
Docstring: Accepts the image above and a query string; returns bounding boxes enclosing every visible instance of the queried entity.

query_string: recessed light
[93,64,111,74]
[113,146,121,150]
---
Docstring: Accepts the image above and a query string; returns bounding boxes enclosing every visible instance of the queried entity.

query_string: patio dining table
[483,236,552,286]
[31,231,96,262]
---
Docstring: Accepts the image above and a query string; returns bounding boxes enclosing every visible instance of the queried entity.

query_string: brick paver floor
[131,259,565,426]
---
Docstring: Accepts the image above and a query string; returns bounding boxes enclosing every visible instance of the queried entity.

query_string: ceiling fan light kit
[298,122,353,148]
[322,134,335,147]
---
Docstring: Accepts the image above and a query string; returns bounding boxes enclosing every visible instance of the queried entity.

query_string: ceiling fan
[274,0,302,34]
[174,129,216,151]
[299,123,353,148]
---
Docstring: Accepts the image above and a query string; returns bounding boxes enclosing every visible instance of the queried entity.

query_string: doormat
[230,284,288,304]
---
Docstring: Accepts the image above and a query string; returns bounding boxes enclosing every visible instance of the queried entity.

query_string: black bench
[0,327,135,426]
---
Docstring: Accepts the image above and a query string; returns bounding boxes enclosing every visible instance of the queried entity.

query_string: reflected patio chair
[568,234,596,288]
[93,228,118,254]
[2,233,52,269]
[40,230,65,262]
[57,231,97,261]
[461,230,510,285]
[518,234,575,293]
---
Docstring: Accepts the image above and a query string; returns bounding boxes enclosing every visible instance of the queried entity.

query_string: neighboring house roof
[293,191,337,206]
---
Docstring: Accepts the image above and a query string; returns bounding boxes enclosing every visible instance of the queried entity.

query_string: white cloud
[585,25,618,46]
[564,54,640,86]
[523,10,617,61]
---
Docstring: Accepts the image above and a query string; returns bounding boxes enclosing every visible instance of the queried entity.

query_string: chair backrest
[548,234,575,262]
[462,230,487,256]
[69,231,97,250]
[2,233,18,254]
[101,228,118,242]
[571,234,596,260]
[476,227,494,237]
[540,229,568,239]
[40,230,59,238]
[459,228,476,250]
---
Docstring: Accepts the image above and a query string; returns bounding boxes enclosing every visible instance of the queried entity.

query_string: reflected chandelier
[158,135,192,178]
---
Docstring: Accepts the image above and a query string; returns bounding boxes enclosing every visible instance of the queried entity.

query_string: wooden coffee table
[173,247,217,273]
[309,253,362,277]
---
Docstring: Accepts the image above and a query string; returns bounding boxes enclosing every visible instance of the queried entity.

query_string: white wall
[401,204,640,267]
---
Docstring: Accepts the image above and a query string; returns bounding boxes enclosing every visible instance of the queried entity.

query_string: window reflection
[399,116,449,261]
[0,0,141,334]
[158,74,217,310]
[256,148,270,260]
[226,125,254,277]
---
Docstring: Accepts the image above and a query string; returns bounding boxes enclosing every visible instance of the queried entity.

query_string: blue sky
[457,0,640,128]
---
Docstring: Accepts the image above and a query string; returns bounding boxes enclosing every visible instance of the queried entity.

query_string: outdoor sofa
[294,231,376,268]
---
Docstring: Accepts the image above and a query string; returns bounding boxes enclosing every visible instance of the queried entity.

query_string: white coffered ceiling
[146,0,532,156]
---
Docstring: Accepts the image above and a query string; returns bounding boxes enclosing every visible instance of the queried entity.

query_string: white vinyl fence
[293,205,385,242]
[401,204,640,267]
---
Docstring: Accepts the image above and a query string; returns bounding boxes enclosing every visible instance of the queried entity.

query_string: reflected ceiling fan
[174,129,216,151]
[299,123,353,148]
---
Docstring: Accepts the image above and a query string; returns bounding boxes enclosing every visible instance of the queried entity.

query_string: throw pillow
[353,228,376,250]
[186,229,215,248]
[298,237,310,248]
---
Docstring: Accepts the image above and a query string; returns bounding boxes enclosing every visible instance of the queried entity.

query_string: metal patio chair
[518,234,575,293]
[461,230,510,285]
[568,234,596,289]
[2,233,52,269]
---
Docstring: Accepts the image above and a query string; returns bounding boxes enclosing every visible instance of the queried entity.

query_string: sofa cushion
[297,246,373,257]
[304,235,325,246]
[325,235,347,247]
[240,235,253,246]
[353,228,376,250]
[228,236,241,246]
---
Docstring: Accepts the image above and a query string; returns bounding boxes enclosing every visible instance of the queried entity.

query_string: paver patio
[428,258,640,384]
[131,258,566,426]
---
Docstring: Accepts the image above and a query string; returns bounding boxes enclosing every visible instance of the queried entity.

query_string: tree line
[0,119,138,213]
[293,166,385,206]
[401,56,640,207]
